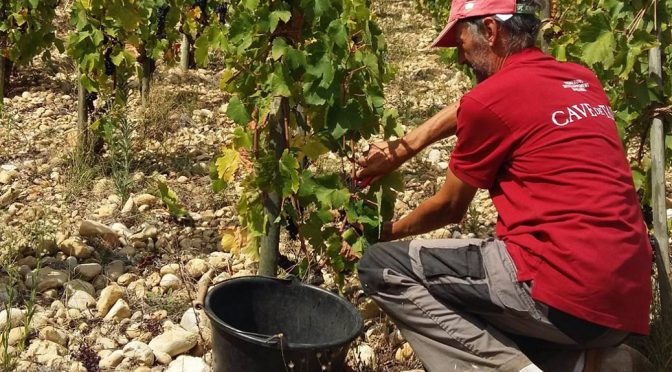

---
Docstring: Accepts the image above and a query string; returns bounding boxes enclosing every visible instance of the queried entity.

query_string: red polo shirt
[449,48,652,334]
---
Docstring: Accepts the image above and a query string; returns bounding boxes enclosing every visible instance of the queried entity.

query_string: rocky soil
[0,0,501,371]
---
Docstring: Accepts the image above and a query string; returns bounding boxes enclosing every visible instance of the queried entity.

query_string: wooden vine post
[181,34,191,70]
[258,97,288,277]
[0,0,7,100]
[648,0,672,321]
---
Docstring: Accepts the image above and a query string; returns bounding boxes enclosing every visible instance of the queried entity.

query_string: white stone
[118,273,139,286]
[7,327,27,346]
[353,344,376,368]
[26,268,68,292]
[97,284,125,317]
[99,349,124,369]
[58,238,94,259]
[154,350,173,365]
[160,274,182,290]
[64,280,96,297]
[25,339,67,366]
[105,260,125,281]
[123,340,155,366]
[186,259,208,278]
[0,308,25,329]
[134,194,158,207]
[0,170,18,184]
[79,220,120,244]
[395,342,414,362]
[180,308,210,334]
[74,263,102,281]
[39,326,69,346]
[160,263,180,275]
[426,148,442,164]
[121,197,136,215]
[148,327,198,357]
[67,290,96,310]
[165,355,209,372]
[104,299,131,321]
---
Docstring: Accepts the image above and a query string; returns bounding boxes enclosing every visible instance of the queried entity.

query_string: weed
[144,290,190,323]
[102,112,134,201]
[0,217,48,370]
[63,144,102,201]
[139,87,198,145]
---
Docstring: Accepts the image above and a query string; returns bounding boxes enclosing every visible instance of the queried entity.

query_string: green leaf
[314,0,332,16]
[111,51,125,66]
[579,14,615,68]
[269,71,291,97]
[227,96,251,125]
[271,37,288,61]
[301,140,329,160]
[279,150,300,197]
[194,34,210,67]
[158,182,188,218]
[212,179,227,193]
[233,127,253,150]
[269,10,292,33]
[243,0,260,11]
[216,148,241,182]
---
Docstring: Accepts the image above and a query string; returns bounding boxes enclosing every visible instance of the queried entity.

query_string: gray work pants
[357,239,629,372]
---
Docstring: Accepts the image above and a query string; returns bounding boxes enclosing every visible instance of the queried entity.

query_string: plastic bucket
[204,276,363,372]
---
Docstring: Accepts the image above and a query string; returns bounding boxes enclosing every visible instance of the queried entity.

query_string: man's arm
[382,169,477,241]
[356,101,459,180]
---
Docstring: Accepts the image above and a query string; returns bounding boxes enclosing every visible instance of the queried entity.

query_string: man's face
[455,21,496,82]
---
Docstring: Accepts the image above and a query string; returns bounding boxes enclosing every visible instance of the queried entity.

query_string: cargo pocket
[420,245,500,313]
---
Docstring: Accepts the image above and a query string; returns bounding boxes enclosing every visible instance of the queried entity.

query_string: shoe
[583,344,653,372]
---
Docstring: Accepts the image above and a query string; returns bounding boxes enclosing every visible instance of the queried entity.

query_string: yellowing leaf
[220,229,237,253]
[216,148,240,182]
[79,0,92,10]
[219,69,235,90]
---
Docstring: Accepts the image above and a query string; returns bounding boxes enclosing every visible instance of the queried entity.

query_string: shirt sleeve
[449,96,515,189]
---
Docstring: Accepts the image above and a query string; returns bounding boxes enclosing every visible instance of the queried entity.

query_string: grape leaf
[216,148,241,182]
[227,96,252,125]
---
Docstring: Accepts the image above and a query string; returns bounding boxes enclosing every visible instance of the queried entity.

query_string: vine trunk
[258,97,288,277]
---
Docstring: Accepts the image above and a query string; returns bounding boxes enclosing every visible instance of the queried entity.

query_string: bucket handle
[236,330,285,346]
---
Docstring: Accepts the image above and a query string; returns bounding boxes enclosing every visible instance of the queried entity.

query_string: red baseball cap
[430,0,537,48]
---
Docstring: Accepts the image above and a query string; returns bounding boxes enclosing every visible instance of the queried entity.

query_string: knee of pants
[358,243,388,295]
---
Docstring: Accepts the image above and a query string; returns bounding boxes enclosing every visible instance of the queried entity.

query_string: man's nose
[457,47,466,65]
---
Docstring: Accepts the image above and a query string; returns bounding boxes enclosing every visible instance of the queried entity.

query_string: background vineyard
[0,0,669,371]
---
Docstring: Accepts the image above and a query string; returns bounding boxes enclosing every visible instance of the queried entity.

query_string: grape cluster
[156,6,170,39]
[215,3,228,24]
[85,92,97,113]
[104,47,115,76]
[641,204,653,227]
[194,0,208,13]
[285,217,299,241]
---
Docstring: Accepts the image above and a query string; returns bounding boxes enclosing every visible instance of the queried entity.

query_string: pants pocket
[420,245,500,312]
[420,244,485,279]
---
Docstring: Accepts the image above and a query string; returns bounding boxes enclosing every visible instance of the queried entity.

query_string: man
[356,0,653,371]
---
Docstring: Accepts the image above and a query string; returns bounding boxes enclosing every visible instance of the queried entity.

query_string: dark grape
[85,92,97,114]
[156,6,169,39]
[194,0,207,13]
[286,217,299,240]
[641,204,653,227]
[215,3,228,24]
[104,47,115,76]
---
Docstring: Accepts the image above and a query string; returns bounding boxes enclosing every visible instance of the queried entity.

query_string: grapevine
[206,0,404,276]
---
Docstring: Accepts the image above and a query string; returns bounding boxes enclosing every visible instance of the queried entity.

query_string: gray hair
[462,0,543,54]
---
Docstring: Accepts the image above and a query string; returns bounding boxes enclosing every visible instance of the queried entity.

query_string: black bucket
[204,276,364,372]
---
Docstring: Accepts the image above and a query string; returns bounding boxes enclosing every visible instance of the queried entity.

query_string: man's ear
[482,17,500,47]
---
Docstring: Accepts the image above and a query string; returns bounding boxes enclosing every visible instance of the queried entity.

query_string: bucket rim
[203,275,364,350]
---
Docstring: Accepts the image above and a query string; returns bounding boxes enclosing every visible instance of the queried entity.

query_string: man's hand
[355,101,460,184]
[355,139,410,182]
